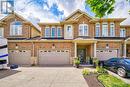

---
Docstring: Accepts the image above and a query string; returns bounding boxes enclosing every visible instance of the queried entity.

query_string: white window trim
[102,22,108,37]
[57,27,62,37]
[110,22,115,37]
[65,25,73,39]
[79,24,88,36]
[95,23,100,37]
[0,27,4,37]
[45,26,50,37]
[51,26,56,37]
[120,28,126,37]
[10,21,22,36]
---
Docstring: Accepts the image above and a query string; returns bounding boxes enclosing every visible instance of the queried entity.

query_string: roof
[0,12,41,32]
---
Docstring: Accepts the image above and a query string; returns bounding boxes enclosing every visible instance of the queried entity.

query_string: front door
[77,49,86,64]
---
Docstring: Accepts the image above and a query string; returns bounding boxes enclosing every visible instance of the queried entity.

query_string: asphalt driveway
[0,67,88,87]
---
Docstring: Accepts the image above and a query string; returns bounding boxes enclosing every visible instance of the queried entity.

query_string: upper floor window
[95,23,100,37]
[45,27,50,37]
[102,23,108,37]
[120,28,126,37]
[0,27,4,37]
[79,24,88,36]
[10,21,22,36]
[110,22,115,37]
[45,26,62,38]
[51,27,56,37]
[57,27,62,37]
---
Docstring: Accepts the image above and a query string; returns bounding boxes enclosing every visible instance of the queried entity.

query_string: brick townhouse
[0,9,130,66]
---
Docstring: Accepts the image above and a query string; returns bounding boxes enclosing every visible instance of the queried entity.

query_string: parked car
[104,58,130,77]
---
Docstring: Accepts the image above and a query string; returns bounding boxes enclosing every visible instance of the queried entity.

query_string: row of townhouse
[0,9,130,66]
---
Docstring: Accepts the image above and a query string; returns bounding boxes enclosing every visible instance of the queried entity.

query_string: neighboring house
[0,9,130,66]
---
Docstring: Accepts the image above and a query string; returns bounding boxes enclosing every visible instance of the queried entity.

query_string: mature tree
[86,0,130,18]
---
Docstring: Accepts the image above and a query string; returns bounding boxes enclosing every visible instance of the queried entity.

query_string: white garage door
[38,50,70,65]
[96,49,118,61]
[9,50,31,65]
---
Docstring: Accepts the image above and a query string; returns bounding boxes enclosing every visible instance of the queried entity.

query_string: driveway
[0,67,88,87]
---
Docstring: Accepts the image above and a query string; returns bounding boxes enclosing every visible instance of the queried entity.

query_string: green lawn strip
[98,74,130,87]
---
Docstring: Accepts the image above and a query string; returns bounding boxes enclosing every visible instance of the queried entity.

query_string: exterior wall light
[52,44,55,49]
[15,43,18,49]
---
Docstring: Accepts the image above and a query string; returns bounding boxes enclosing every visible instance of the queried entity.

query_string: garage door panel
[9,50,31,65]
[96,49,117,61]
[39,50,70,65]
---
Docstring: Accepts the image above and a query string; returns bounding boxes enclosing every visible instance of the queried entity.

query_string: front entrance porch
[74,40,97,65]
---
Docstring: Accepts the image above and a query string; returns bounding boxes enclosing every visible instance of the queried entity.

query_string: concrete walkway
[0,67,88,87]
[107,70,130,84]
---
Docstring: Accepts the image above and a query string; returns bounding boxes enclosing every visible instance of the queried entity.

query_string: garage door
[9,50,31,65]
[38,50,70,65]
[96,49,118,61]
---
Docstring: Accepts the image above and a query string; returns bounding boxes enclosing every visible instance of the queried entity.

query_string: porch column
[94,42,97,58]
[123,42,126,57]
[74,42,77,58]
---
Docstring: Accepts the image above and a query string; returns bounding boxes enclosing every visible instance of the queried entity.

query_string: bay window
[102,23,108,37]
[57,27,62,37]
[45,27,50,37]
[79,24,88,36]
[10,21,22,36]
[51,27,56,37]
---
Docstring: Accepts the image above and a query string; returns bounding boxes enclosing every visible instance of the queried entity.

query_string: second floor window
[45,27,62,38]
[0,27,4,37]
[79,24,88,36]
[120,28,126,37]
[102,23,108,37]
[95,23,100,37]
[51,27,56,37]
[57,27,62,37]
[10,21,22,36]
[110,22,115,37]
[45,27,50,37]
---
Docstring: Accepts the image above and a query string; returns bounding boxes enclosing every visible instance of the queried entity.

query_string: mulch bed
[84,74,104,87]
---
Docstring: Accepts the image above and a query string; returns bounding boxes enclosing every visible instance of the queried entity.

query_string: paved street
[0,67,88,87]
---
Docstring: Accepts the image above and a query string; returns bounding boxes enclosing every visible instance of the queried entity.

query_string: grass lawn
[98,74,130,87]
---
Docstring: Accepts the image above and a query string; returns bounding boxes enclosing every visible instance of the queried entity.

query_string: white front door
[38,50,70,65]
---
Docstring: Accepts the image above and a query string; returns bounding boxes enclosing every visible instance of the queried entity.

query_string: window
[120,28,126,37]
[10,21,22,36]
[0,27,4,37]
[57,27,62,37]
[95,23,100,37]
[51,27,56,37]
[102,23,108,37]
[110,22,115,37]
[79,24,88,36]
[67,25,73,37]
[45,27,50,37]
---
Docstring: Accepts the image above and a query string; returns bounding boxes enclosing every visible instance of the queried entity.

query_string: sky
[0,0,130,25]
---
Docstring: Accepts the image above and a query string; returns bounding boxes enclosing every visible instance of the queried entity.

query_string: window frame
[120,28,126,37]
[45,26,50,37]
[110,22,115,37]
[102,22,108,37]
[51,26,57,37]
[79,24,88,36]
[0,27,4,37]
[95,23,100,37]
[10,21,22,36]
[57,27,62,37]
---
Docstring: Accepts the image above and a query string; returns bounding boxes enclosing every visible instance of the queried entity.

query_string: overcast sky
[0,0,130,25]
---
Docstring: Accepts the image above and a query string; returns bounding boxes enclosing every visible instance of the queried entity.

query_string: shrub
[82,68,90,76]
[74,58,80,68]
[96,66,108,74]
[93,58,99,67]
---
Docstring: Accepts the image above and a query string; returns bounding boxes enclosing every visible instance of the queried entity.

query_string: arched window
[10,21,22,36]
[79,24,88,36]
